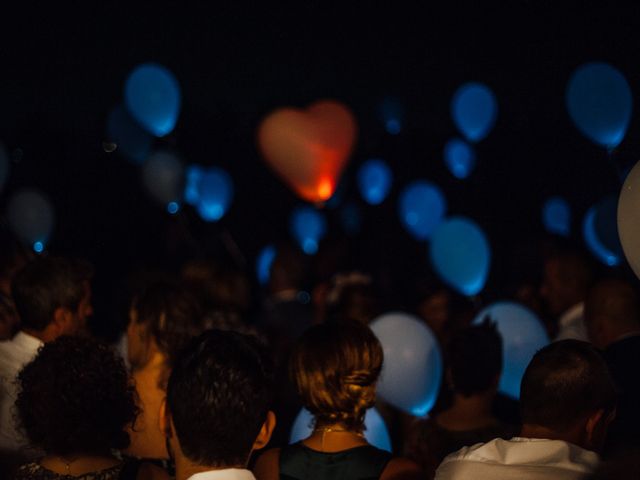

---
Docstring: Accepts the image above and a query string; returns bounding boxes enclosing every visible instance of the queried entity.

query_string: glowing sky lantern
[258,100,357,203]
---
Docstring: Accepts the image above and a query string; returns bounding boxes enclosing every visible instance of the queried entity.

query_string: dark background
[1,2,639,337]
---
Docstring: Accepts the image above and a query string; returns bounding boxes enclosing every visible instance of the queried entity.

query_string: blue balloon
[583,196,623,266]
[542,196,571,237]
[358,159,393,205]
[444,138,476,179]
[107,104,154,164]
[184,165,204,206]
[566,62,632,149]
[370,312,442,416]
[142,151,184,206]
[378,97,404,135]
[7,188,55,248]
[430,217,491,296]
[290,407,391,452]
[473,302,549,399]
[398,181,446,240]
[196,168,234,222]
[125,63,181,137]
[256,245,276,286]
[451,82,498,142]
[290,206,327,255]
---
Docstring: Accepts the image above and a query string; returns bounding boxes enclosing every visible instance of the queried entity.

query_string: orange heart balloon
[258,100,357,203]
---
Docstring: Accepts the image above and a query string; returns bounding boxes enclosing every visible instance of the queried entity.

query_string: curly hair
[289,319,383,431]
[15,336,138,456]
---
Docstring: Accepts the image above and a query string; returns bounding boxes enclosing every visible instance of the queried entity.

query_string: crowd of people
[0,232,639,480]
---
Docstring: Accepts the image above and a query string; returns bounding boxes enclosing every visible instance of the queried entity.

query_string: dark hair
[520,340,617,430]
[448,320,502,396]
[12,257,93,331]
[290,319,383,431]
[16,336,138,456]
[131,280,204,368]
[166,330,273,467]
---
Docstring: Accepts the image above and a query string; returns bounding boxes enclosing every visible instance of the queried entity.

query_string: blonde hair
[289,319,383,430]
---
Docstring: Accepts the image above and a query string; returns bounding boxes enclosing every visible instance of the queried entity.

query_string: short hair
[290,319,383,430]
[131,280,204,368]
[16,336,138,456]
[166,330,273,467]
[520,340,617,430]
[11,257,93,331]
[585,278,640,329]
[448,320,503,396]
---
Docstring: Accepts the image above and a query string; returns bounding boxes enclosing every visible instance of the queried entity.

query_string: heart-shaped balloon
[258,100,357,203]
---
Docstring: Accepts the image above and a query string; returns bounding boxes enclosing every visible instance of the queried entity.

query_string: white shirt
[187,469,256,480]
[0,331,43,454]
[555,302,588,342]
[435,437,599,480]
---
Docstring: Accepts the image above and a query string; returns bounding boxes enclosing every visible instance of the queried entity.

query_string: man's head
[448,320,502,397]
[520,340,617,452]
[12,257,93,341]
[584,278,640,349]
[540,251,593,317]
[164,330,275,473]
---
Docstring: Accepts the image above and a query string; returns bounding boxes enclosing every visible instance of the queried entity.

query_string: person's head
[182,260,251,314]
[324,272,380,325]
[12,256,93,341]
[269,243,308,294]
[540,251,593,317]
[584,278,640,349]
[16,335,138,456]
[163,330,275,472]
[127,279,204,373]
[520,340,617,452]
[290,319,383,431]
[0,293,19,340]
[0,230,32,296]
[447,320,502,397]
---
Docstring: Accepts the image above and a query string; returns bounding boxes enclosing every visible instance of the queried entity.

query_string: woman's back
[278,443,392,480]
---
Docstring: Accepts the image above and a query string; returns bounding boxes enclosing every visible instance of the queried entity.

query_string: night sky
[1,3,639,336]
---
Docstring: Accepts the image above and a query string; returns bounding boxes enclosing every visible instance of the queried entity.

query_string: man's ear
[51,307,73,336]
[586,407,615,447]
[252,411,276,451]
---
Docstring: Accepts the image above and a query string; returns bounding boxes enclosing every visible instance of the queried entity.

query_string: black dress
[278,443,392,480]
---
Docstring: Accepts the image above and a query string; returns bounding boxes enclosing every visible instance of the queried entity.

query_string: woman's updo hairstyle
[289,319,383,431]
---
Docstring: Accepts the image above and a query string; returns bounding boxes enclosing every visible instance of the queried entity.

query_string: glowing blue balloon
[256,245,276,285]
[430,217,491,296]
[378,97,404,135]
[358,159,393,205]
[196,168,234,222]
[370,312,442,416]
[566,62,632,149]
[290,407,391,452]
[7,188,55,248]
[167,202,180,215]
[444,138,476,179]
[542,197,571,237]
[473,302,549,399]
[398,181,446,240]
[583,196,623,266]
[290,206,327,255]
[107,104,154,164]
[142,151,184,206]
[451,82,498,142]
[125,63,181,137]
[184,165,204,206]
